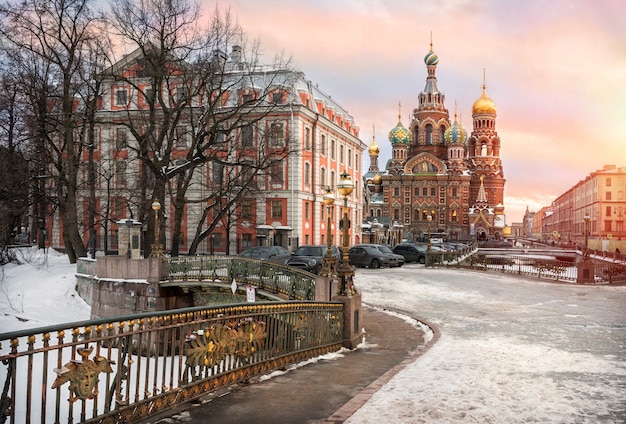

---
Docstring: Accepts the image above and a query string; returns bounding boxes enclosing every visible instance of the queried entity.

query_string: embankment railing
[0,301,343,424]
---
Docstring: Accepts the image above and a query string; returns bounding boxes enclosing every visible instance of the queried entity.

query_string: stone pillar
[577,261,595,284]
[333,292,362,349]
[315,275,338,302]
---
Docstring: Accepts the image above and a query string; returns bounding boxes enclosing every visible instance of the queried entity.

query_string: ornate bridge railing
[164,257,318,300]
[0,301,343,424]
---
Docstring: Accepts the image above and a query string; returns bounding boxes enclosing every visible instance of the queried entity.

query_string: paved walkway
[140,306,437,424]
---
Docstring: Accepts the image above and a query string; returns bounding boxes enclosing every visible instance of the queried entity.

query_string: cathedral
[363,43,506,243]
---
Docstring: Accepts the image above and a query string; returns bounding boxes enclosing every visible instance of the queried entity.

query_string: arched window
[440,126,446,144]
[425,125,433,144]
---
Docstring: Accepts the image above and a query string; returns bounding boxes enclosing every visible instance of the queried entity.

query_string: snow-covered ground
[1,249,625,423]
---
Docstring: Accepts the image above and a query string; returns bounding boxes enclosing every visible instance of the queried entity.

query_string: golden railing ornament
[52,346,115,403]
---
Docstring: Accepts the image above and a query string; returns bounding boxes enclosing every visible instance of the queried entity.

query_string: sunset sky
[208,0,626,223]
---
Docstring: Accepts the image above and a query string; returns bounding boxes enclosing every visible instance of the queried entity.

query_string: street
[348,265,626,423]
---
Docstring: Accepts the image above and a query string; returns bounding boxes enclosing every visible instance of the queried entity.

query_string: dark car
[354,244,405,266]
[286,245,342,274]
[393,243,427,264]
[348,245,403,269]
[238,245,291,264]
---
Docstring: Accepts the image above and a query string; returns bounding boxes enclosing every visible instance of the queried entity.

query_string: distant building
[540,165,626,252]
[363,42,506,244]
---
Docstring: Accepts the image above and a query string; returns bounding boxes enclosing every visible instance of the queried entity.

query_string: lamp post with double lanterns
[583,214,591,261]
[150,198,164,258]
[320,187,336,277]
[426,214,433,251]
[336,171,356,296]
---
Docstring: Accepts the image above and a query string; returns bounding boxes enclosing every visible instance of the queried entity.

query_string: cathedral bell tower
[468,71,505,208]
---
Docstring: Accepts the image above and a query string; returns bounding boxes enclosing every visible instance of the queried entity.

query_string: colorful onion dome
[424,49,439,66]
[388,115,411,145]
[444,116,468,144]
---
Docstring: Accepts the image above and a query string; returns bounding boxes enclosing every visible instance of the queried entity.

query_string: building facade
[47,46,365,255]
[363,44,507,243]
[537,165,626,252]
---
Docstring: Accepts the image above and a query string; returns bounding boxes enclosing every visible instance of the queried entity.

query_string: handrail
[164,256,318,300]
[0,301,344,424]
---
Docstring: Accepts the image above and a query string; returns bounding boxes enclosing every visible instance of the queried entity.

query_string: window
[321,167,326,188]
[115,89,128,106]
[113,197,125,218]
[452,187,458,197]
[331,139,336,160]
[241,124,253,148]
[321,135,327,156]
[305,127,311,150]
[604,221,612,232]
[606,178,611,187]
[213,233,223,248]
[431,188,436,196]
[348,148,352,167]
[271,200,282,219]
[330,170,336,189]
[271,91,283,104]
[340,145,344,164]
[606,192,612,200]
[241,202,252,219]
[606,206,612,217]
[176,126,187,148]
[116,127,127,150]
[304,162,311,185]
[270,162,283,183]
[269,122,285,146]
[242,93,253,103]
[177,86,189,102]
[422,187,428,196]
[242,233,253,248]
[115,161,126,185]
[425,124,432,144]
[394,187,400,197]
[305,202,310,220]
[355,153,359,171]
[212,162,224,184]
[144,88,154,104]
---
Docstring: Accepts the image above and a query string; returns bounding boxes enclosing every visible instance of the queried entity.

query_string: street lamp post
[150,198,164,258]
[336,171,356,296]
[583,214,591,261]
[426,214,432,251]
[320,187,336,277]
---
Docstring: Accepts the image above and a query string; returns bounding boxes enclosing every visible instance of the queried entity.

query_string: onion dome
[368,134,380,156]
[444,115,467,144]
[424,49,439,66]
[472,86,496,115]
[388,113,411,145]
[373,171,382,185]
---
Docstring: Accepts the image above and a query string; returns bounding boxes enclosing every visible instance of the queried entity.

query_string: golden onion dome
[373,171,382,185]
[472,85,496,115]
[368,136,380,156]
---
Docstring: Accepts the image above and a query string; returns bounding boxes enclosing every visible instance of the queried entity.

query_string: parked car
[353,244,405,266]
[348,245,403,268]
[393,243,427,264]
[238,245,291,264]
[285,245,342,274]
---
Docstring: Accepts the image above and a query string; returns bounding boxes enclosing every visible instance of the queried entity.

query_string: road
[348,265,626,423]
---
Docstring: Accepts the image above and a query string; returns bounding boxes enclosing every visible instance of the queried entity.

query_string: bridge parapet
[0,301,344,424]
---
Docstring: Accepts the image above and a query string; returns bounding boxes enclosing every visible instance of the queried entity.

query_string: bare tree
[0,0,109,263]
[105,2,294,256]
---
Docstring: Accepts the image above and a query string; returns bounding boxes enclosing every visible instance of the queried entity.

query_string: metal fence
[165,256,318,300]
[452,254,626,284]
[0,301,343,424]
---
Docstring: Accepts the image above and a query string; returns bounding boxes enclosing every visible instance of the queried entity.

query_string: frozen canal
[349,265,626,423]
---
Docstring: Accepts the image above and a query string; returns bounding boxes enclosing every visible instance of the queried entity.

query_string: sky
[205,0,626,223]
[1,249,624,422]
